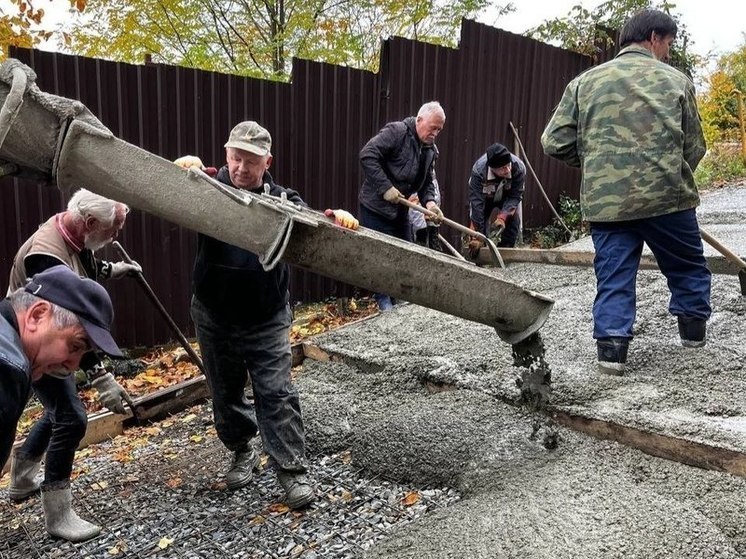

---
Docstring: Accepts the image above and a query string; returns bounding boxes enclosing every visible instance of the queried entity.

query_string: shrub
[694,143,746,189]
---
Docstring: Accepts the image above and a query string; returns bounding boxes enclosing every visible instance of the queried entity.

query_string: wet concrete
[295,185,746,557]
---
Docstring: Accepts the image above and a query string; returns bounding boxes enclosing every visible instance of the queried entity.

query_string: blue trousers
[360,205,411,307]
[191,297,307,473]
[590,209,711,340]
[17,374,88,485]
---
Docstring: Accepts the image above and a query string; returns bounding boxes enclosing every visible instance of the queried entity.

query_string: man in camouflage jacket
[541,8,711,375]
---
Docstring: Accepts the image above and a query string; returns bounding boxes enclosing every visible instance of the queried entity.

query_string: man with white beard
[5,189,140,541]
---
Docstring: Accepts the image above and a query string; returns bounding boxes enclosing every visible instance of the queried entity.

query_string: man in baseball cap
[0,264,121,541]
[24,265,122,359]
[172,119,363,511]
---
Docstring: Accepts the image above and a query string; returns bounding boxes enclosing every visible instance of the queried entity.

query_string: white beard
[84,233,111,252]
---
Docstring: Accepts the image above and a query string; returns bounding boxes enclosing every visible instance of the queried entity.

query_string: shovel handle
[398,197,484,240]
[111,242,206,374]
[397,197,505,268]
[699,227,746,270]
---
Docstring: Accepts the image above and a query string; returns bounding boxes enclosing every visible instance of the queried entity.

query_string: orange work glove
[467,238,485,258]
[324,209,359,230]
[492,215,506,230]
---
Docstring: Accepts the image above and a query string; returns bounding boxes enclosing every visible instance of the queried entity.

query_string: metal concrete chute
[0,58,553,344]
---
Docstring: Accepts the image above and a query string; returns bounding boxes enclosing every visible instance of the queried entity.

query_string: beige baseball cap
[224,121,272,156]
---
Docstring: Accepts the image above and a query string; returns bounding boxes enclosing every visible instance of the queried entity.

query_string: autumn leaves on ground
[11,297,378,441]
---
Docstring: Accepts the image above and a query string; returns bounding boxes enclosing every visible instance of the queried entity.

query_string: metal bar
[111,241,206,374]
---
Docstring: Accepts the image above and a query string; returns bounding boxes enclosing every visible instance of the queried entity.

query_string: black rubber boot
[596,337,629,375]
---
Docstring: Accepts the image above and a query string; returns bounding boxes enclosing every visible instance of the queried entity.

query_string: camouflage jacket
[541,45,706,222]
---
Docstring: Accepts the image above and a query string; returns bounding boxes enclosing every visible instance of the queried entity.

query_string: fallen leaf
[189,434,203,443]
[267,503,290,514]
[401,491,420,506]
[248,514,266,526]
[157,537,174,549]
[91,480,109,491]
[165,477,182,488]
[181,414,197,423]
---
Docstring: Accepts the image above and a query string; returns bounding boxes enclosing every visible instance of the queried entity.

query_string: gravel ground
[0,401,460,559]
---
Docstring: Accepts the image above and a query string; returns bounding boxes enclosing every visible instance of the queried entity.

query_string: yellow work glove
[324,209,359,230]
[173,155,205,170]
[425,202,444,224]
[383,186,402,203]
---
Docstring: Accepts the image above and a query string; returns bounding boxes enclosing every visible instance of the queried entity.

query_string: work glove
[173,155,205,170]
[425,202,444,224]
[92,373,135,415]
[324,209,359,230]
[109,260,142,279]
[468,238,485,258]
[383,186,402,203]
[492,214,507,230]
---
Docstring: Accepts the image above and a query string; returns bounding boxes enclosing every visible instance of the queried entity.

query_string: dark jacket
[0,299,32,468]
[468,153,526,235]
[192,167,306,324]
[359,116,438,221]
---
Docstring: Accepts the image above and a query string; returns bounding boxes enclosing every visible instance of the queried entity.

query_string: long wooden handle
[699,228,746,270]
[397,196,487,241]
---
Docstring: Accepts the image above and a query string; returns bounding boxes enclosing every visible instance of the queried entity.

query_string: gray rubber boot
[8,454,43,502]
[41,483,101,542]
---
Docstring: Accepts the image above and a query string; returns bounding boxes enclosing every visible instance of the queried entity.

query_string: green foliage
[698,42,746,144]
[694,143,746,189]
[528,0,698,77]
[1,0,82,57]
[63,0,513,79]
[529,194,587,249]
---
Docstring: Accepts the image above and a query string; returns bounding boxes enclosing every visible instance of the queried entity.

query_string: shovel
[112,241,207,374]
[699,228,746,295]
[397,197,505,269]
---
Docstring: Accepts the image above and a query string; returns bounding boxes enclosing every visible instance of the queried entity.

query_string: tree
[698,42,746,144]
[527,0,698,77]
[63,0,513,79]
[1,0,85,57]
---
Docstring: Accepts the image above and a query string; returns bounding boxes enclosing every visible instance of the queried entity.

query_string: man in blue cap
[0,265,122,541]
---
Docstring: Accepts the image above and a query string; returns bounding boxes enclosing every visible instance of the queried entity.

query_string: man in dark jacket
[358,101,446,310]
[467,143,526,254]
[0,265,122,542]
[174,121,357,510]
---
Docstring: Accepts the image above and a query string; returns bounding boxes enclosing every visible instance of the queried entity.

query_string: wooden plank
[476,247,741,276]
[551,410,746,477]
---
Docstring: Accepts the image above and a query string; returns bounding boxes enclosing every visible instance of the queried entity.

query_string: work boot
[8,454,43,502]
[374,294,394,312]
[597,337,629,376]
[41,482,101,542]
[678,317,706,348]
[225,444,260,490]
[277,471,315,510]
[427,226,442,252]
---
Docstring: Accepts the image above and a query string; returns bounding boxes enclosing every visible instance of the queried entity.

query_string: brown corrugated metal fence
[0,20,595,349]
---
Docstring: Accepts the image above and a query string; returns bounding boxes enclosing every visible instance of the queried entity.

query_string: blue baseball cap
[24,265,123,358]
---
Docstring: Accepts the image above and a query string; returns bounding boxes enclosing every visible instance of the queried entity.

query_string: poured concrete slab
[297,210,746,556]
[297,298,746,557]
